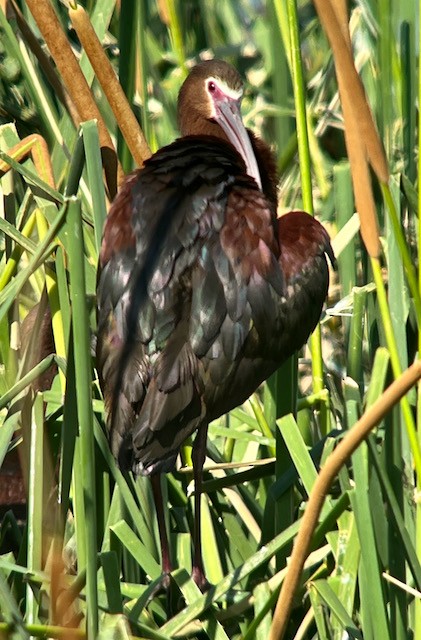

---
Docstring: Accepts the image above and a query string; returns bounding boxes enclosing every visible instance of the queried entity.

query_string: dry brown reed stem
[1,0,10,17]
[30,134,56,188]
[156,0,170,25]
[10,0,80,127]
[269,359,421,640]
[25,0,121,198]
[69,4,152,167]
[312,0,389,184]
[326,0,381,257]
[0,134,55,189]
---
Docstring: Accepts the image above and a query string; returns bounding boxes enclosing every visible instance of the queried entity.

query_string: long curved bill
[217,100,262,191]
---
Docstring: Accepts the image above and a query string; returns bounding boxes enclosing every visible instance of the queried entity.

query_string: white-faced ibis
[96,60,334,589]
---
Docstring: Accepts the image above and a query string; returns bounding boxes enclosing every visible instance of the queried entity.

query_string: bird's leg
[150,474,172,582]
[191,423,210,591]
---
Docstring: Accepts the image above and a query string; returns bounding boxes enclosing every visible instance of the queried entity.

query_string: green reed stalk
[371,257,421,476]
[66,197,98,638]
[416,7,421,636]
[286,0,327,431]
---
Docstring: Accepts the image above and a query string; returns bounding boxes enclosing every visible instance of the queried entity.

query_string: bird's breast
[220,185,279,282]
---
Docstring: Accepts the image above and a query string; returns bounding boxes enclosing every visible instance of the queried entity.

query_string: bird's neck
[248,132,278,214]
[180,111,231,145]
[180,115,278,214]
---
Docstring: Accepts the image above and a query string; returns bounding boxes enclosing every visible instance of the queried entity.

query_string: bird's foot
[160,571,171,591]
[145,571,171,602]
[146,572,186,617]
[192,566,212,592]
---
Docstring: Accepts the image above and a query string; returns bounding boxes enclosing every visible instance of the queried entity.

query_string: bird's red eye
[208,81,216,93]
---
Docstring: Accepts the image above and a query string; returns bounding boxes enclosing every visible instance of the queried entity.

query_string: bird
[96,59,334,589]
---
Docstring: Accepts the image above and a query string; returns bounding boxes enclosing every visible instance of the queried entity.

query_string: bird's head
[177,60,262,189]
